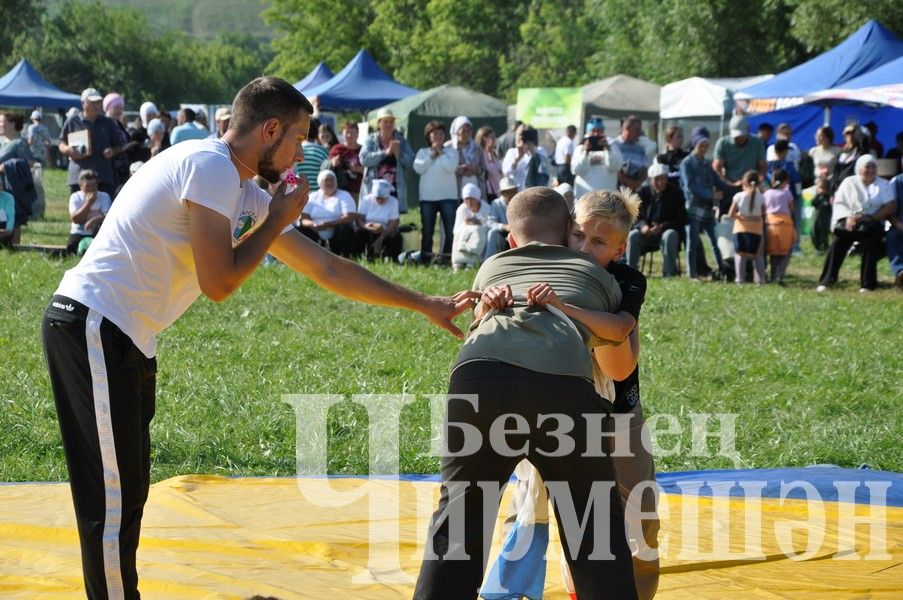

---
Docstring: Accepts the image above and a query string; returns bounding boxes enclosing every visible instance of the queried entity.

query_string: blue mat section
[14,466,899,506]
[656,465,903,507]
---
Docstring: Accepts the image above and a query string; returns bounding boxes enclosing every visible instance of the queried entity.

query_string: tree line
[4,0,903,110]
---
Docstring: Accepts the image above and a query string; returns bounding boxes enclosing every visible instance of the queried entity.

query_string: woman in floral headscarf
[446,115,486,198]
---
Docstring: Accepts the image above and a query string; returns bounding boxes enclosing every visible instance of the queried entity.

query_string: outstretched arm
[269,228,476,337]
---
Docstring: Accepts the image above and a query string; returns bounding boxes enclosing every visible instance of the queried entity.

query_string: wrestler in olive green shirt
[454,242,622,381]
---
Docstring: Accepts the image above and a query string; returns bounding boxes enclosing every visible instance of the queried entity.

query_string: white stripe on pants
[86,309,126,599]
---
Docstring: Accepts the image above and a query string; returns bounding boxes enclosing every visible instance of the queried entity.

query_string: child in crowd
[482,188,658,600]
[485,175,518,258]
[763,168,796,285]
[767,139,802,251]
[451,182,490,270]
[810,175,833,252]
[728,171,766,284]
[67,169,112,255]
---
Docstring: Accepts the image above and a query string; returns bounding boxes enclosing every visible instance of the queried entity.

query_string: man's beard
[258,131,288,184]
[258,144,281,184]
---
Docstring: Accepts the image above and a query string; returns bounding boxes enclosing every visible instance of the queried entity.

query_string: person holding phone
[571,117,623,199]
[502,124,551,190]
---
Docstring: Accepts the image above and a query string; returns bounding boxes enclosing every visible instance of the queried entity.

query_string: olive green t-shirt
[454,243,622,380]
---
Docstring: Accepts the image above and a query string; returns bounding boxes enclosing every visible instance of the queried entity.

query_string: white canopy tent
[659,75,773,146]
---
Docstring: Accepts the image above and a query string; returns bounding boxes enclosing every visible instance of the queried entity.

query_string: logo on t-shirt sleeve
[233,212,257,242]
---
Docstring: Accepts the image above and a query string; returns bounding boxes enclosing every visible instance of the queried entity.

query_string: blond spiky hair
[573,187,642,237]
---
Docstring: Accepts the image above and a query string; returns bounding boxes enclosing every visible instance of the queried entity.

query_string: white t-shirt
[766,141,802,168]
[56,138,289,358]
[554,136,575,165]
[69,190,113,234]
[501,147,550,190]
[357,194,399,227]
[303,188,356,240]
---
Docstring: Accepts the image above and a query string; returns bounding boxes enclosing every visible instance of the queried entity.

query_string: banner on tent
[516,87,583,129]
[738,97,806,114]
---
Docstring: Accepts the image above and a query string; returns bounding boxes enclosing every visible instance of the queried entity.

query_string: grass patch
[2,168,901,482]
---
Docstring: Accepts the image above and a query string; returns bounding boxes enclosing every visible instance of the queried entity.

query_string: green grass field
[2,169,901,482]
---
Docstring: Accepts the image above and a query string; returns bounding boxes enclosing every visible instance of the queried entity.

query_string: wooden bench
[11,244,69,258]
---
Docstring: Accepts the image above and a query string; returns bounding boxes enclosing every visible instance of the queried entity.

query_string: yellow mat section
[0,476,900,599]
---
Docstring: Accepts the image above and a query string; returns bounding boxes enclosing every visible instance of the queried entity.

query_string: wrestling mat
[1,466,900,599]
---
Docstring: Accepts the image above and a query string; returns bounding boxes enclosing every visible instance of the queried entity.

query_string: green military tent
[367,84,508,206]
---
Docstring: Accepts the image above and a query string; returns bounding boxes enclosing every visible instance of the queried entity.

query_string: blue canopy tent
[293,62,334,95]
[0,59,81,109]
[736,20,903,111]
[736,20,903,151]
[304,49,419,112]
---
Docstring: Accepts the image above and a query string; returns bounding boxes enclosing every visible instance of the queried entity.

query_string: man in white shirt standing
[554,124,577,186]
[41,76,474,600]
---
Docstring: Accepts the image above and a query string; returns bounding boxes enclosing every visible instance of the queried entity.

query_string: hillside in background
[56,0,273,41]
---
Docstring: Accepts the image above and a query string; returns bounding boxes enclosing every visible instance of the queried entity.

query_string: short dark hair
[774,139,790,153]
[307,117,321,141]
[758,122,774,132]
[2,112,25,132]
[819,126,835,144]
[622,115,641,129]
[566,125,577,135]
[424,120,446,144]
[229,76,314,137]
[180,107,196,122]
[507,187,570,245]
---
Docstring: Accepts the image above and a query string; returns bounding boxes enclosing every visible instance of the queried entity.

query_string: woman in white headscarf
[817,154,897,292]
[135,102,166,162]
[446,115,486,198]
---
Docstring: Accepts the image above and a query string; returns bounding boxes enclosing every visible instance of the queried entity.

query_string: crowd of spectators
[3,87,902,291]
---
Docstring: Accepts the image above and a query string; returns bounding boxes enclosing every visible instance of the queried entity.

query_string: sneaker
[816,285,827,292]
[859,287,871,294]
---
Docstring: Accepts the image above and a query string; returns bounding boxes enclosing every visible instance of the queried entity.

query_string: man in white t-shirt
[554,125,577,186]
[41,76,475,600]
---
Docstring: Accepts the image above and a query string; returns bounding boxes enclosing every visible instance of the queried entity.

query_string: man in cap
[571,117,623,198]
[626,162,687,277]
[208,107,231,139]
[485,175,518,258]
[680,127,726,279]
[26,109,52,166]
[712,114,766,216]
[59,88,122,196]
[360,107,414,211]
